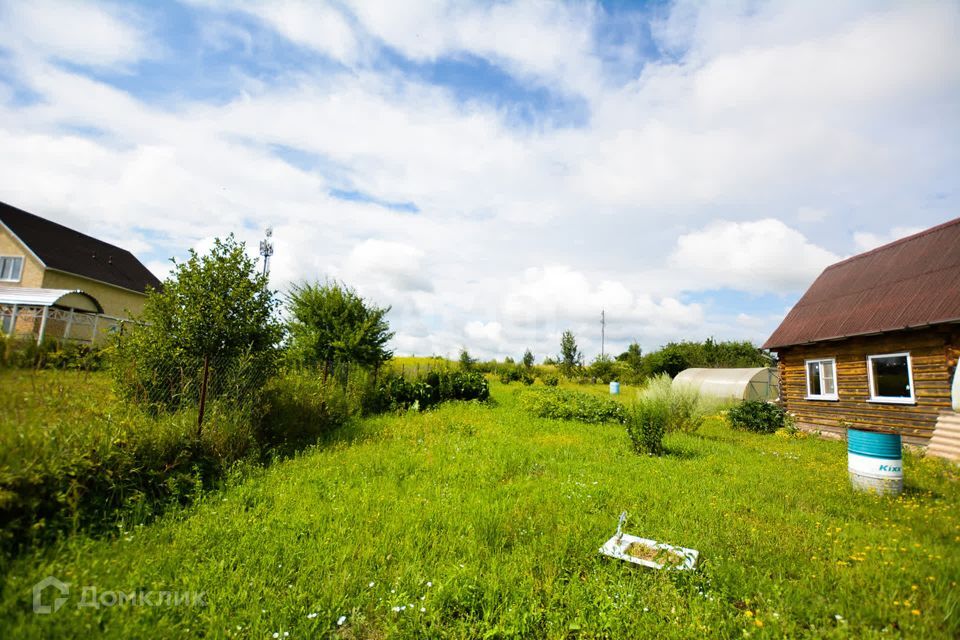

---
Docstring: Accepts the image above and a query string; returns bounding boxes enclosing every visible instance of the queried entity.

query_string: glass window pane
[822,360,836,395]
[11,257,21,279]
[871,356,910,398]
[0,258,9,280]
[807,361,822,395]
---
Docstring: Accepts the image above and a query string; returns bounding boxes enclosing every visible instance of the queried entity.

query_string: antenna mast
[259,227,274,277]
[601,309,606,359]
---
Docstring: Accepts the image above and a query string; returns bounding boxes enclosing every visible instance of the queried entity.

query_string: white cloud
[237,1,360,65]
[852,226,925,253]
[343,239,432,293]
[668,219,841,293]
[0,1,957,359]
[0,0,151,68]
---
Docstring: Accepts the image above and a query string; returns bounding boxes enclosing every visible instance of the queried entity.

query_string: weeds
[517,387,625,424]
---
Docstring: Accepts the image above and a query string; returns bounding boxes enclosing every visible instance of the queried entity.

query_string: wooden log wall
[777,325,959,445]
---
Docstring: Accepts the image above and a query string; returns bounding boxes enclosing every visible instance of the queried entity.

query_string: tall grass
[1,383,957,638]
[624,374,716,454]
[0,367,365,556]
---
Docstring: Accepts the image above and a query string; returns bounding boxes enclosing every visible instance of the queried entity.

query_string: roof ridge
[824,215,960,272]
[0,201,130,254]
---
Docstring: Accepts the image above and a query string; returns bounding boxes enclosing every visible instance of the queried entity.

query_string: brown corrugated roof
[763,217,960,349]
[0,201,162,294]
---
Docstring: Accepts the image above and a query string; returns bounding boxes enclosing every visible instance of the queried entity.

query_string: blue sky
[0,0,958,360]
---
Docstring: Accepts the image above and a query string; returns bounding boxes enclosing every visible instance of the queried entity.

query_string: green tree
[617,342,643,372]
[286,280,394,375]
[114,235,282,431]
[459,348,477,370]
[522,349,535,368]
[588,354,617,383]
[559,330,583,377]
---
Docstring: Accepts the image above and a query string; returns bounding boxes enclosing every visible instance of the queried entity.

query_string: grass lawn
[1,381,958,638]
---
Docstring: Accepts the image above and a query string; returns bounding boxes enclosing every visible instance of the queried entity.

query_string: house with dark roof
[763,217,960,458]
[0,201,161,343]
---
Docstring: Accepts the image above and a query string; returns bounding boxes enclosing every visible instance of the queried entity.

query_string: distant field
[2,379,958,638]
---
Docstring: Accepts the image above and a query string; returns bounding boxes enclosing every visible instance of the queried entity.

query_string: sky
[0,0,958,362]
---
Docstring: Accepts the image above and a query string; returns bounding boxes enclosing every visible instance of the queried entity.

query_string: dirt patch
[625,542,685,566]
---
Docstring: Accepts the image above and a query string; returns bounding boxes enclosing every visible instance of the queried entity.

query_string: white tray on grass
[599,513,699,571]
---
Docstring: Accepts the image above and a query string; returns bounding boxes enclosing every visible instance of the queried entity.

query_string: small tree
[559,330,583,377]
[522,349,535,368]
[114,235,282,433]
[458,348,477,371]
[285,280,394,376]
[588,354,616,383]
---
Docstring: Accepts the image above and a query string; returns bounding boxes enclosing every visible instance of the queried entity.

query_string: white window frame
[0,255,23,282]
[866,352,915,405]
[805,357,838,401]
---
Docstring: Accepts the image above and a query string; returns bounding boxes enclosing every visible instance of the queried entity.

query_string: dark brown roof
[0,201,162,294]
[764,217,960,349]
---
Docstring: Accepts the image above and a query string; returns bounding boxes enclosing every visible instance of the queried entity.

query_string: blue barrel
[847,428,903,495]
[609,381,620,395]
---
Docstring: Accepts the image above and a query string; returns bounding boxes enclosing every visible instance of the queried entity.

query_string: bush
[541,374,560,387]
[261,369,363,449]
[517,387,625,424]
[373,370,489,411]
[624,398,667,455]
[0,335,106,370]
[727,400,786,434]
[639,373,706,434]
[623,374,709,455]
[498,364,534,385]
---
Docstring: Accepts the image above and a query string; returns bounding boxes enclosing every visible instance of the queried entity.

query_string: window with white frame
[0,256,23,282]
[805,357,838,400]
[867,352,914,404]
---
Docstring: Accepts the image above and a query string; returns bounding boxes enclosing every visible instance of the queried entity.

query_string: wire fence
[112,352,273,430]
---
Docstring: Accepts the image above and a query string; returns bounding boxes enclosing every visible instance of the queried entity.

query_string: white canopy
[673,367,779,402]
[0,286,103,313]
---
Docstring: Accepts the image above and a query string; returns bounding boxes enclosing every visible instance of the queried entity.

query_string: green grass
[2,381,959,638]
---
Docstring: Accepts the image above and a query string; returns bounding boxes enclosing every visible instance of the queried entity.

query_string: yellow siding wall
[40,270,147,318]
[0,225,45,287]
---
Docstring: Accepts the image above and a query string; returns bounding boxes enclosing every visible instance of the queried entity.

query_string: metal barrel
[847,428,903,495]
[609,381,620,395]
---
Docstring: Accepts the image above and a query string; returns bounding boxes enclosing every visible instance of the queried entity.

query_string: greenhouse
[672,367,779,402]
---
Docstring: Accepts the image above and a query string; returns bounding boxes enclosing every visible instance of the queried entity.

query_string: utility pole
[259,227,274,277]
[601,309,606,360]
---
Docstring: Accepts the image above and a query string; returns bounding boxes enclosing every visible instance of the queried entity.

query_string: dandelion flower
[754,620,763,628]
[912,609,921,616]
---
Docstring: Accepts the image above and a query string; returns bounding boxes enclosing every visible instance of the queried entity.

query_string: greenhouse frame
[672,367,780,402]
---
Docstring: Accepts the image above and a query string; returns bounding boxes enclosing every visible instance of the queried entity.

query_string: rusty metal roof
[763,217,960,350]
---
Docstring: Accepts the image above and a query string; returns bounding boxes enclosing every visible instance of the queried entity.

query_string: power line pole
[601,309,605,359]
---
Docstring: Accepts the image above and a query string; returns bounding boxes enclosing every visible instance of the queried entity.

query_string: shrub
[624,397,667,455]
[541,373,560,387]
[623,374,709,455]
[639,373,706,434]
[373,370,489,411]
[0,335,106,370]
[260,369,364,449]
[517,387,625,424]
[727,400,786,434]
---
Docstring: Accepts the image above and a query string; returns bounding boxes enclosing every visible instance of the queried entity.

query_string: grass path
[2,383,958,638]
